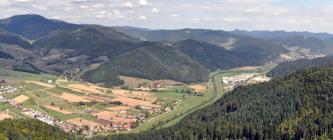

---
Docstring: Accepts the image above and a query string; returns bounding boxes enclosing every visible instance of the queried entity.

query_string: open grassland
[26,81,55,88]
[0,68,56,82]
[44,105,73,114]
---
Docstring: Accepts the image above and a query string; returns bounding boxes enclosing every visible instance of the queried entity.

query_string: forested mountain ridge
[268,56,333,77]
[174,39,279,70]
[83,42,210,86]
[0,14,78,40]
[0,14,292,86]
[112,26,288,56]
[7,14,333,87]
[231,30,333,55]
[102,68,333,140]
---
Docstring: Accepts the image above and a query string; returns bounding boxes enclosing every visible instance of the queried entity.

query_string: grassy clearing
[0,103,25,118]
[0,68,55,81]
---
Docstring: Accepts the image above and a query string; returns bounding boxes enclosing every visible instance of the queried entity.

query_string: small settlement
[222,74,271,91]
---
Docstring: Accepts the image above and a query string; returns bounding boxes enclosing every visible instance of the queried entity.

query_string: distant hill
[33,26,140,58]
[174,39,283,70]
[83,42,210,86]
[0,14,78,39]
[0,14,294,86]
[231,30,333,55]
[268,56,333,77]
[269,36,333,55]
[109,68,333,140]
[113,27,233,44]
[231,30,333,40]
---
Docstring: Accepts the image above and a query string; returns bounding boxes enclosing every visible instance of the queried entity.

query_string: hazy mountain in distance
[0,14,78,40]
[231,29,333,40]
[0,14,292,86]
[231,30,333,55]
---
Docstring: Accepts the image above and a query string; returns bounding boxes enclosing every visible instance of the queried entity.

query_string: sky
[1,0,333,33]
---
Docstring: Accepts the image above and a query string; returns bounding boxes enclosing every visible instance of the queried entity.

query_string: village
[222,73,271,91]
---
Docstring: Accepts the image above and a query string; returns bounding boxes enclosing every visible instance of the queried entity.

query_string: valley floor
[0,64,275,136]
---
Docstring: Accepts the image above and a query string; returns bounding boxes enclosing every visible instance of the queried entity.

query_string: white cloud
[138,15,147,20]
[13,0,33,2]
[138,0,149,6]
[112,9,124,18]
[152,8,159,13]
[79,5,88,9]
[123,1,134,8]
[170,14,179,17]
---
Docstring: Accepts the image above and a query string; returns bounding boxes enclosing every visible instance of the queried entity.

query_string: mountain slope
[114,27,287,57]
[109,68,333,140]
[269,36,333,55]
[231,30,333,55]
[83,42,210,86]
[174,39,271,69]
[268,56,333,77]
[0,15,290,86]
[113,27,233,44]
[0,28,33,49]
[33,26,140,58]
[0,14,78,39]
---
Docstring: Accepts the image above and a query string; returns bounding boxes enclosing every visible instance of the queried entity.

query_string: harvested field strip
[13,95,29,103]
[26,81,55,88]
[0,112,13,120]
[189,84,207,92]
[58,93,90,103]
[106,106,131,111]
[112,97,159,108]
[67,84,102,94]
[84,96,110,102]
[112,89,156,102]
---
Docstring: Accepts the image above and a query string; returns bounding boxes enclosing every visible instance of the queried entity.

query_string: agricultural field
[131,64,277,132]
[0,68,212,135]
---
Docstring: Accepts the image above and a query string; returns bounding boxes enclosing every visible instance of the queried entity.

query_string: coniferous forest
[0,119,73,140]
[91,67,333,140]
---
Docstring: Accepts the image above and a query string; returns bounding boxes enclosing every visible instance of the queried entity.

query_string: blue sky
[1,0,333,33]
